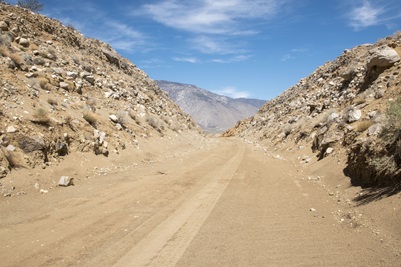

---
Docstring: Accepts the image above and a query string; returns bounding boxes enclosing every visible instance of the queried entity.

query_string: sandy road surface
[0,138,399,266]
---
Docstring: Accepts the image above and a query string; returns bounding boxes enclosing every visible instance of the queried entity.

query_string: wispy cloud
[211,55,251,63]
[348,1,384,30]
[173,57,199,63]
[190,35,247,55]
[281,48,309,61]
[45,1,150,53]
[345,0,401,31]
[214,86,250,98]
[139,0,286,35]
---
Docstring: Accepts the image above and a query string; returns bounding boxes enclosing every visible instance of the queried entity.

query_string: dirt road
[0,138,399,266]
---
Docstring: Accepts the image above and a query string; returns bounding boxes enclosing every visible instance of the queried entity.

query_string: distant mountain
[156,80,266,133]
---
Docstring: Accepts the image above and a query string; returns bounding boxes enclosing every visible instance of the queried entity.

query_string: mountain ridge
[156,80,266,133]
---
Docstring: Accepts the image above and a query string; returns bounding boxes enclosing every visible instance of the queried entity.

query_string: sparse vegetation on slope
[0,3,201,182]
[225,32,401,190]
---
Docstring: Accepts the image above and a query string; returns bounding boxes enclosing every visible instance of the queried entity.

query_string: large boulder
[367,46,400,69]
[363,46,401,90]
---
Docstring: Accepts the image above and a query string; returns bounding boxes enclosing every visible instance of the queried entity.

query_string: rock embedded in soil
[58,176,74,187]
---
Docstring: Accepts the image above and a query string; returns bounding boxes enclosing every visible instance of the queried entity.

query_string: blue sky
[7,0,401,100]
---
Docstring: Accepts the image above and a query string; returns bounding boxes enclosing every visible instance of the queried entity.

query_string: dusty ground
[0,136,400,267]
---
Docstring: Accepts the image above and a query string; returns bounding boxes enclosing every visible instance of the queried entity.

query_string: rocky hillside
[0,3,201,181]
[225,33,401,189]
[156,80,266,133]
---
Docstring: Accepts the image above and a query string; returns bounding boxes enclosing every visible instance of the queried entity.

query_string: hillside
[0,3,203,192]
[225,33,401,190]
[156,80,266,133]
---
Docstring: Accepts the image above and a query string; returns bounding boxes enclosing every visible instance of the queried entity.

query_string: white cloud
[211,55,251,63]
[348,1,384,30]
[139,0,286,35]
[190,35,247,55]
[214,86,250,98]
[46,1,150,54]
[173,57,199,63]
[281,47,308,61]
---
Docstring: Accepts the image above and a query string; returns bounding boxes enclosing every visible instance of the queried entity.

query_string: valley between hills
[0,3,400,266]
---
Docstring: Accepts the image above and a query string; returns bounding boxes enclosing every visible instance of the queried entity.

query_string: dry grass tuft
[32,107,50,124]
[83,111,98,126]
[355,120,374,132]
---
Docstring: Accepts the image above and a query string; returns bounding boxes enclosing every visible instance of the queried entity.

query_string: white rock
[347,109,362,123]
[58,176,74,186]
[109,115,118,123]
[34,183,40,190]
[368,123,383,136]
[6,145,15,151]
[66,71,78,78]
[367,46,400,68]
[6,126,18,133]
[327,112,339,122]
[59,82,69,89]
[326,147,334,154]
[19,37,30,47]
[99,132,106,144]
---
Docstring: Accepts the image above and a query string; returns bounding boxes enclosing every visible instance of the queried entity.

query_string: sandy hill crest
[225,33,401,190]
[156,80,266,133]
[0,3,202,192]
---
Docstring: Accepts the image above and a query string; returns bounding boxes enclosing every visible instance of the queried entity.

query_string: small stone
[18,37,30,47]
[40,189,48,194]
[59,82,69,89]
[99,132,106,144]
[368,123,383,136]
[84,76,95,84]
[34,183,40,190]
[109,115,118,123]
[6,126,18,133]
[58,176,74,187]
[66,71,78,79]
[326,147,334,154]
[53,67,64,75]
[310,208,317,212]
[347,109,362,123]
[6,145,15,151]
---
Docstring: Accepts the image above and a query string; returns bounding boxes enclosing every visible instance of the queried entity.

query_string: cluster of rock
[225,33,401,187]
[0,3,200,179]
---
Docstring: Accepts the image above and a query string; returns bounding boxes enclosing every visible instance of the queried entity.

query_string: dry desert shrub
[355,120,373,132]
[32,107,50,124]
[86,98,97,111]
[146,116,164,132]
[129,110,141,125]
[8,53,24,67]
[39,77,51,90]
[115,110,127,125]
[0,45,8,57]
[352,95,366,105]
[83,111,97,126]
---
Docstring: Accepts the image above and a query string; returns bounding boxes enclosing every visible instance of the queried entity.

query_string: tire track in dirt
[175,142,399,267]
[114,140,245,267]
